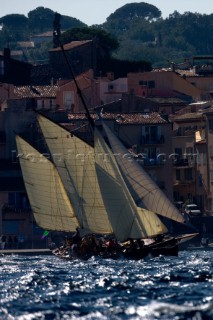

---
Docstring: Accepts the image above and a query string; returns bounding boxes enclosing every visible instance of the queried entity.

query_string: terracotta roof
[68,113,98,121]
[17,41,35,48]
[171,112,203,121]
[148,97,187,105]
[0,50,23,56]
[33,31,53,37]
[68,112,167,124]
[14,85,58,98]
[50,40,92,52]
[59,70,93,91]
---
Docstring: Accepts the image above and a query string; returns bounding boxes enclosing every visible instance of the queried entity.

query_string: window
[0,60,4,75]
[175,148,182,156]
[139,80,147,86]
[8,192,29,209]
[203,153,207,165]
[209,119,213,131]
[147,147,157,159]
[176,169,180,181]
[210,170,213,183]
[199,174,203,187]
[143,125,161,143]
[209,146,213,157]
[148,80,155,88]
[8,192,16,206]
[64,91,74,110]
[184,168,193,180]
[187,193,193,201]
[185,147,194,160]
[174,148,182,161]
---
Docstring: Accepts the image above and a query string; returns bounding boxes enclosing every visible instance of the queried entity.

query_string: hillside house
[49,40,96,79]
[127,70,204,101]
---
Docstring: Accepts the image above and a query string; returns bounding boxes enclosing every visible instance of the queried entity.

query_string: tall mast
[53,17,94,129]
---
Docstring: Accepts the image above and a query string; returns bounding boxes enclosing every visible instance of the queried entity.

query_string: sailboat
[15,34,198,258]
[15,112,197,259]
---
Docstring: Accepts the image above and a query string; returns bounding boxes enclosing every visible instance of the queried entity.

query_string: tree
[28,7,55,33]
[0,14,29,41]
[61,26,119,56]
[106,2,161,22]
[0,14,28,29]
[60,15,87,29]
[28,7,86,34]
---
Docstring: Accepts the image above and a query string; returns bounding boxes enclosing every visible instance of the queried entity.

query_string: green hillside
[0,3,212,67]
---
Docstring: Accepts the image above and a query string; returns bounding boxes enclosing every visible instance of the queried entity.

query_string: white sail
[94,128,168,241]
[37,114,113,235]
[102,122,185,224]
[16,135,79,232]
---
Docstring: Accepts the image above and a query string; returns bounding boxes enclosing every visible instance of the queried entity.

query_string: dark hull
[52,242,179,260]
[150,244,179,257]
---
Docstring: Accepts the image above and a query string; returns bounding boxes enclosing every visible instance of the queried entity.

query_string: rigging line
[55,31,95,129]
[52,166,65,230]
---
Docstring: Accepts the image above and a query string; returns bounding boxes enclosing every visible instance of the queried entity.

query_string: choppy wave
[0,250,213,319]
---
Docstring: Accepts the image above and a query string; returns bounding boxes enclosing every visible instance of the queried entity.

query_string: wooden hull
[52,243,179,260]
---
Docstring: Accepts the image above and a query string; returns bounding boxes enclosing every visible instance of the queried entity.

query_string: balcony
[2,204,32,217]
[173,158,196,167]
[143,158,165,166]
[173,158,189,167]
[174,179,194,186]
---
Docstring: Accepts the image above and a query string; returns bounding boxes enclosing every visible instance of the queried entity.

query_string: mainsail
[102,122,185,224]
[37,114,113,235]
[16,135,79,232]
[94,128,168,241]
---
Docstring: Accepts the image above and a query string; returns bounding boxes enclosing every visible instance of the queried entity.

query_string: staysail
[94,128,168,241]
[37,114,113,235]
[16,135,79,232]
[102,122,185,224]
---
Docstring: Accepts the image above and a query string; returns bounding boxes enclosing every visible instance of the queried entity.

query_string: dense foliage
[0,7,85,50]
[103,6,213,67]
[0,3,213,67]
[61,26,119,57]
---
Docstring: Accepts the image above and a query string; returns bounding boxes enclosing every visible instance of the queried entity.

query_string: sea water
[0,250,213,320]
